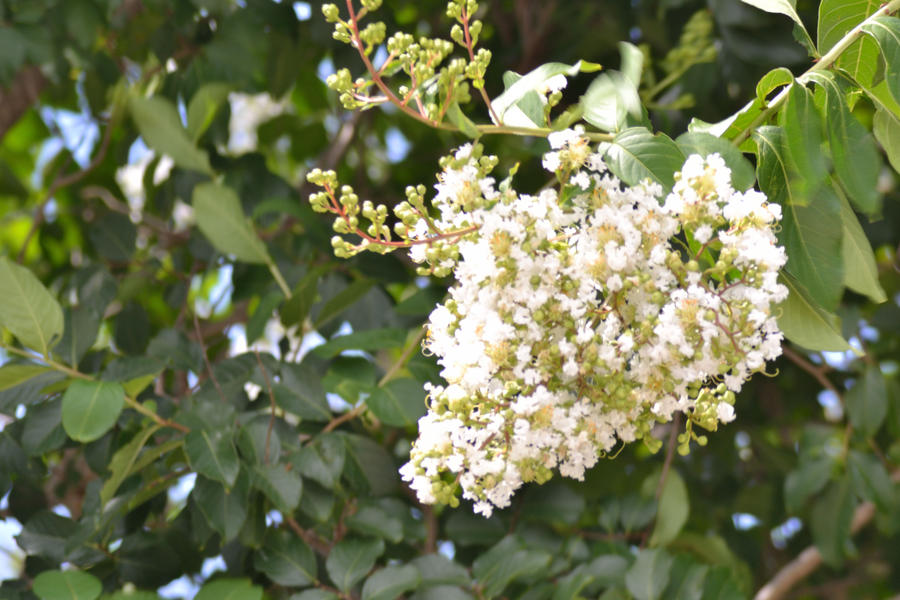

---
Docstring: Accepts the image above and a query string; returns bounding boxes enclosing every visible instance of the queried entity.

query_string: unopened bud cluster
[386,133,788,516]
[321,1,489,121]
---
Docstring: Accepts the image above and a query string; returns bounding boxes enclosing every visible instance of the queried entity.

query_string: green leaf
[195,579,262,600]
[873,107,900,173]
[361,564,421,600]
[341,433,400,496]
[471,537,552,598]
[819,0,881,86]
[281,267,326,328]
[648,470,689,547]
[290,591,339,600]
[254,529,318,587]
[33,570,101,600]
[187,82,232,142]
[777,274,850,351]
[276,363,332,421]
[624,548,673,600]
[193,471,249,542]
[837,189,887,303]
[741,0,804,28]
[246,291,283,345]
[864,17,900,104]
[129,95,213,175]
[185,428,240,487]
[0,364,52,392]
[807,71,881,215]
[810,477,855,567]
[0,256,64,356]
[61,380,125,443]
[446,102,481,139]
[492,61,593,126]
[674,132,756,191]
[193,182,270,264]
[602,127,685,191]
[345,501,403,543]
[252,463,303,513]
[100,424,163,505]
[412,554,471,588]
[847,449,895,511]
[326,537,386,592]
[756,67,794,105]
[313,328,407,359]
[581,72,640,133]
[366,378,425,428]
[290,433,345,489]
[753,125,803,205]
[846,365,888,437]
[785,457,833,513]
[778,83,828,193]
[314,279,375,329]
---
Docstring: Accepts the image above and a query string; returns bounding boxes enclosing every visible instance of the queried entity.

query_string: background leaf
[129,96,213,175]
[61,380,125,443]
[0,257,64,356]
[192,182,270,264]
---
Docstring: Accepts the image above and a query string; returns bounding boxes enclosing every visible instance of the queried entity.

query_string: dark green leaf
[778,83,828,193]
[129,95,213,175]
[185,428,240,487]
[755,67,793,104]
[777,274,850,351]
[276,363,332,421]
[846,365,888,437]
[807,71,881,215]
[313,328,407,359]
[472,536,552,598]
[21,398,67,456]
[810,477,855,567]
[412,554,471,588]
[314,279,375,329]
[602,127,685,191]
[837,189,887,303]
[341,433,399,496]
[32,570,101,600]
[784,457,833,513]
[192,471,249,542]
[624,548,673,600]
[61,380,125,443]
[847,449,895,511]
[193,182,270,264]
[100,423,163,505]
[361,564,421,600]
[187,82,232,142]
[290,433,345,489]
[326,537,385,592]
[648,470,689,547]
[366,378,425,428]
[345,501,403,543]
[252,463,303,513]
[254,529,318,587]
[246,291,283,345]
[0,256,64,356]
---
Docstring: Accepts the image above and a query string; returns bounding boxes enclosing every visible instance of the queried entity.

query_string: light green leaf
[0,363,52,392]
[361,564,421,600]
[648,470,689,547]
[0,257,64,356]
[366,378,425,428]
[129,95,213,175]
[753,125,803,206]
[741,0,803,27]
[837,189,886,303]
[33,570,101,600]
[346,502,403,543]
[492,61,596,126]
[755,67,793,105]
[819,0,881,86]
[624,548,673,600]
[873,107,900,173]
[846,366,888,437]
[187,82,231,142]
[195,578,263,600]
[290,433,345,489]
[255,529,318,587]
[863,17,900,105]
[193,182,270,264]
[778,82,828,192]
[674,132,756,191]
[185,428,240,487]
[807,70,881,216]
[446,102,482,138]
[100,424,163,505]
[618,41,643,88]
[326,537,386,592]
[777,274,851,351]
[581,71,641,133]
[602,127,685,191]
[61,380,125,443]
[313,327,407,359]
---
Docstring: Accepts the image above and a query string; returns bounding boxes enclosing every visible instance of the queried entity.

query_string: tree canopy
[1,1,900,599]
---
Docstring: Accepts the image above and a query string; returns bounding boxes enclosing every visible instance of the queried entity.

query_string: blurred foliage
[0,1,899,600]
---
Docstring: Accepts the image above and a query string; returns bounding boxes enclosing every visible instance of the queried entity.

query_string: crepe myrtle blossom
[309,131,787,516]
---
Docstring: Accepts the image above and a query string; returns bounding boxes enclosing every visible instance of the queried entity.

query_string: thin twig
[781,345,841,399]
[193,311,226,403]
[285,516,332,555]
[753,469,900,600]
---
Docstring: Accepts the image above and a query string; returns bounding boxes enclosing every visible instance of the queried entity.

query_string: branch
[0,65,48,141]
[754,469,900,600]
[781,345,840,399]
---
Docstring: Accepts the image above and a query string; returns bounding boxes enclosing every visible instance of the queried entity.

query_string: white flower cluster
[398,133,787,516]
